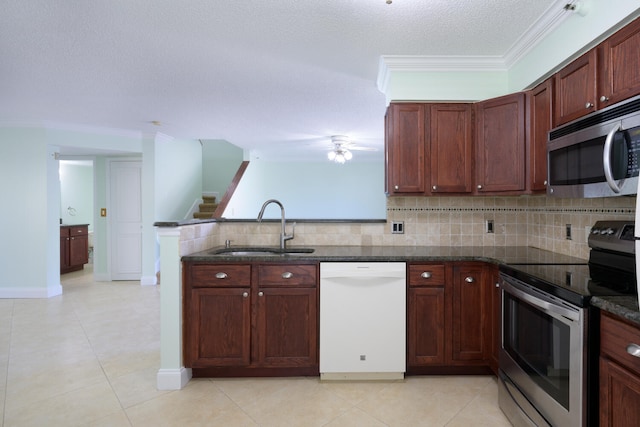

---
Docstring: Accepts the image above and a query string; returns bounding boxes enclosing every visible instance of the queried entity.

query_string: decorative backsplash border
[387,206,636,214]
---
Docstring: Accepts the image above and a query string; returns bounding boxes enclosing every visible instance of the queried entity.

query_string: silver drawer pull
[421,272,432,279]
[215,272,228,279]
[242,292,248,298]
[282,272,293,279]
[464,276,475,283]
[258,291,264,297]
[626,343,640,358]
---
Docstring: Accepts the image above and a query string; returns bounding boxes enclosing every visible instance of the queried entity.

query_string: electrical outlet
[360,355,366,361]
[486,219,494,233]
[391,221,404,234]
[566,224,572,240]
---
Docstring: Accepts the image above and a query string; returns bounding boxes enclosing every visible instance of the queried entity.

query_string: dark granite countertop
[591,296,640,326]
[182,245,587,265]
[155,218,386,227]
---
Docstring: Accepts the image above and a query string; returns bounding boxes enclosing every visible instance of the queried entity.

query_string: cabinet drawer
[408,264,446,286]
[69,226,88,236]
[601,312,640,375]
[258,264,317,287]
[189,264,251,287]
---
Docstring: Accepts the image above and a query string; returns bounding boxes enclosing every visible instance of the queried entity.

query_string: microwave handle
[603,122,623,194]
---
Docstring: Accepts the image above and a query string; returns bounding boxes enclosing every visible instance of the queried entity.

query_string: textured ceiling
[0,0,559,160]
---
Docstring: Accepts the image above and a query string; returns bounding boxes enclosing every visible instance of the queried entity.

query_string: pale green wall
[201,139,244,198]
[155,137,202,221]
[59,161,94,230]
[224,160,386,219]
[0,128,61,297]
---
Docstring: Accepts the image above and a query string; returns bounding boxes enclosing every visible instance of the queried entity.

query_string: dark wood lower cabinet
[60,225,89,274]
[407,262,493,375]
[600,312,640,426]
[183,262,319,377]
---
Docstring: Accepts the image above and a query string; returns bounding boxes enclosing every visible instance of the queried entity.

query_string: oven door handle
[603,122,623,194]
[501,279,580,322]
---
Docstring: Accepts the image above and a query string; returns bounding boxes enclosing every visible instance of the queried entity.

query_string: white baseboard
[93,273,111,282]
[0,284,63,299]
[140,275,157,286]
[157,367,192,390]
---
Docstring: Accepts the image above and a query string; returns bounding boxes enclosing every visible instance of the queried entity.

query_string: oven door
[499,275,586,427]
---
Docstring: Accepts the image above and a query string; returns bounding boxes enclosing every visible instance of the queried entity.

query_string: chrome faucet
[257,199,295,250]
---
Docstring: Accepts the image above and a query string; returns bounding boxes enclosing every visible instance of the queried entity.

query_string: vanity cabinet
[60,225,89,273]
[407,262,493,374]
[599,311,640,426]
[555,16,640,126]
[385,102,473,195]
[183,262,318,376]
[474,92,526,194]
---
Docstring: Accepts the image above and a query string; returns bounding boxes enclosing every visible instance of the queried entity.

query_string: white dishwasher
[320,262,406,380]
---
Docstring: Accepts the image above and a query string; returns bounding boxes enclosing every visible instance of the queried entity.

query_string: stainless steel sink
[210,247,315,256]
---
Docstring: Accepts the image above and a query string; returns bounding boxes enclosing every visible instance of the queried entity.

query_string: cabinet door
[256,287,318,368]
[600,357,640,427]
[187,288,251,367]
[429,104,473,193]
[69,234,88,266]
[526,78,552,192]
[554,49,597,126]
[60,237,69,270]
[386,103,426,194]
[489,266,500,374]
[451,263,489,362]
[598,17,640,108]
[475,93,526,193]
[407,287,445,365]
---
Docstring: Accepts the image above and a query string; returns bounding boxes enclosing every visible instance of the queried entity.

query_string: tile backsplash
[178,195,636,261]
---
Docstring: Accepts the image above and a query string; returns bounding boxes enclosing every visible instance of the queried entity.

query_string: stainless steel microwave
[547,96,640,198]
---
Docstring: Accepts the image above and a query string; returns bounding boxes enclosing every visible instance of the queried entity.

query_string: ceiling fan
[327,135,377,164]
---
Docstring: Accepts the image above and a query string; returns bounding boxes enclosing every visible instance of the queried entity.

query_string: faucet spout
[257,199,295,250]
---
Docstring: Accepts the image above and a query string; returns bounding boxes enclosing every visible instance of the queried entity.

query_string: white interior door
[109,160,142,281]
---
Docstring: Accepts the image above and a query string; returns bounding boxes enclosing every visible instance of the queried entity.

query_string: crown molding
[377,0,574,94]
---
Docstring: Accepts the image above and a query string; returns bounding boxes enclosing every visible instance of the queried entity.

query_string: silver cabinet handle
[465,276,475,283]
[394,185,399,190]
[543,180,548,186]
[242,292,248,298]
[600,95,610,102]
[477,184,482,190]
[215,272,228,279]
[258,291,264,297]
[585,102,594,109]
[432,185,437,191]
[421,272,432,279]
[627,343,640,358]
[282,272,293,279]
[495,283,500,288]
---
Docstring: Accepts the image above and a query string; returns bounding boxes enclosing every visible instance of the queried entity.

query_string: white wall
[224,160,386,219]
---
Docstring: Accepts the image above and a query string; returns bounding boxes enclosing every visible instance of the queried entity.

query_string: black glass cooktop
[500,262,637,307]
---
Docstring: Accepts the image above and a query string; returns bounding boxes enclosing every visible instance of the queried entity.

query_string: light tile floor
[0,266,512,427]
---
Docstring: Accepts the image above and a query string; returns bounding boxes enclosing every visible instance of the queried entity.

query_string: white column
[156,227,191,390]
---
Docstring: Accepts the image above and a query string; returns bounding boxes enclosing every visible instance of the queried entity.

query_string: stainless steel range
[498,221,636,427]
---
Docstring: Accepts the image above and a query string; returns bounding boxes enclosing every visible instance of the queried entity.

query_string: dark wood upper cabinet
[554,49,597,126]
[385,103,426,194]
[429,104,473,193]
[526,78,553,193]
[475,93,526,194]
[598,16,640,108]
